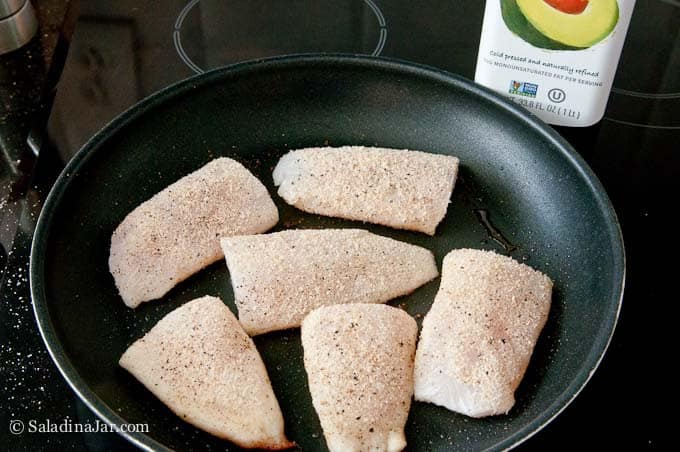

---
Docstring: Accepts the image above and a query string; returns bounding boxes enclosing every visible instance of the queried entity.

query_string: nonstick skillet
[31,55,624,451]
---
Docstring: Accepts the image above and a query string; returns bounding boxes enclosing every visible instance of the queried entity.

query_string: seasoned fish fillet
[119,296,293,449]
[301,304,417,452]
[272,146,459,235]
[221,229,438,336]
[414,249,552,417]
[109,158,278,308]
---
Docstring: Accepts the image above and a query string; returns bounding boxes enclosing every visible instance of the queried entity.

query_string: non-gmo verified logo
[509,81,538,98]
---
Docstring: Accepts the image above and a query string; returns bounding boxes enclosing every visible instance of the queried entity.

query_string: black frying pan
[30,55,624,451]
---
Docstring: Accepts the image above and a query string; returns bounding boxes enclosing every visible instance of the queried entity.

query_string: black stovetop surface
[2,0,676,450]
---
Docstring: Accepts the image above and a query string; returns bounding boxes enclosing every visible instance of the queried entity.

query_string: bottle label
[474,0,636,126]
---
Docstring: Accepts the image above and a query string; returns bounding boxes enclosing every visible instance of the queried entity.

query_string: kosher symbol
[548,88,566,103]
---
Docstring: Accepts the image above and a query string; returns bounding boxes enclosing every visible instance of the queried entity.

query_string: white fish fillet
[414,249,552,417]
[272,146,459,235]
[119,296,293,449]
[301,304,417,452]
[109,158,278,308]
[221,229,437,336]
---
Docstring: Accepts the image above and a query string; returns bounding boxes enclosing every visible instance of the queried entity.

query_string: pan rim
[30,53,625,451]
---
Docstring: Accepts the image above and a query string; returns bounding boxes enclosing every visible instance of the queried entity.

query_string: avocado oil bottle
[475,0,636,126]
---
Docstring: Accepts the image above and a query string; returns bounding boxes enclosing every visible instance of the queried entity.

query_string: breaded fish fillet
[414,248,552,417]
[272,146,459,235]
[109,158,278,308]
[221,229,438,336]
[301,304,417,452]
[119,296,293,449]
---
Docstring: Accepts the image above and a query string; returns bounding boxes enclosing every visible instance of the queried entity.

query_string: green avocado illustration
[501,0,619,50]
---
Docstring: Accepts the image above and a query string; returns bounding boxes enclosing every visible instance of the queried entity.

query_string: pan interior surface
[31,56,623,451]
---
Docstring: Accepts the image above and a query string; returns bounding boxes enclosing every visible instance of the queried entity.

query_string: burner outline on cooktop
[173,0,387,74]
[604,0,679,128]
[611,89,680,100]
[609,0,679,100]
[659,0,680,8]
[604,94,679,130]
[604,117,680,130]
